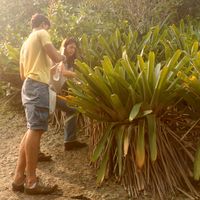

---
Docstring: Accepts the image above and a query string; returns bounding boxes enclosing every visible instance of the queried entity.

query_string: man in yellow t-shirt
[12,13,66,195]
[20,29,52,84]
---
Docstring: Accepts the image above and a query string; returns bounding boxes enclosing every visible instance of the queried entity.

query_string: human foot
[12,175,26,192]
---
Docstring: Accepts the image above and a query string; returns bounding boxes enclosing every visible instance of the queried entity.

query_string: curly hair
[31,13,50,29]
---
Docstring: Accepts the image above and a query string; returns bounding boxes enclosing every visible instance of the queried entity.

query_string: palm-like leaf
[66,22,200,199]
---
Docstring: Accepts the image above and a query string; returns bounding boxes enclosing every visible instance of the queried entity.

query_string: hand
[59,63,65,73]
[50,64,58,74]
[50,62,62,75]
[62,55,66,62]
[62,69,76,78]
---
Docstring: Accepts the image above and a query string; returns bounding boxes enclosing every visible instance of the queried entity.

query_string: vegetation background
[1,0,200,199]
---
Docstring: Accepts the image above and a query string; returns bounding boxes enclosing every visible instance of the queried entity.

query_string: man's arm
[43,44,66,63]
[20,63,25,80]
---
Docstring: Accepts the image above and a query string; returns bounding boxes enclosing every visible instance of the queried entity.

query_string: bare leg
[25,129,43,187]
[13,131,28,185]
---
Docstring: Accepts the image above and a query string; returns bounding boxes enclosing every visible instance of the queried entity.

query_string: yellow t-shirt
[20,29,52,84]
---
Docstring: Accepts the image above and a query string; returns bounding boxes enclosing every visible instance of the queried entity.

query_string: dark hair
[31,13,50,29]
[61,38,78,67]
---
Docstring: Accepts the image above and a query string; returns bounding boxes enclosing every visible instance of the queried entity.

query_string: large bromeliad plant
[65,21,200,199]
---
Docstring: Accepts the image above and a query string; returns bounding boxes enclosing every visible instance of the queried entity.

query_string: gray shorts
[22,78,49,131]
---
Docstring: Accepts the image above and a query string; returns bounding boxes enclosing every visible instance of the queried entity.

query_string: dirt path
[0,108,128,200]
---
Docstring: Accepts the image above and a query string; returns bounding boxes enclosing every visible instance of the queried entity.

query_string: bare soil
[0,101,197,200]
[0,107,129,200]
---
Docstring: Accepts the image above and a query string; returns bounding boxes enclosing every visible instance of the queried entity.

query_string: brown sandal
[24,180,58,195]
[12,182,24,192]
[12,175,26,192]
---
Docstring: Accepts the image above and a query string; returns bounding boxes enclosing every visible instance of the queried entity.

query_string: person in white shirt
[50,38,87,151]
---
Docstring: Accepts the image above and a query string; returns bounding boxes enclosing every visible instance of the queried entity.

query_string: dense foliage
[1,0,200,47]
[1,0,200,199]
[66,20,200,199]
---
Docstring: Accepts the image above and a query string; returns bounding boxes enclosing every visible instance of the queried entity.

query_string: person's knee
[28,129,44,137]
